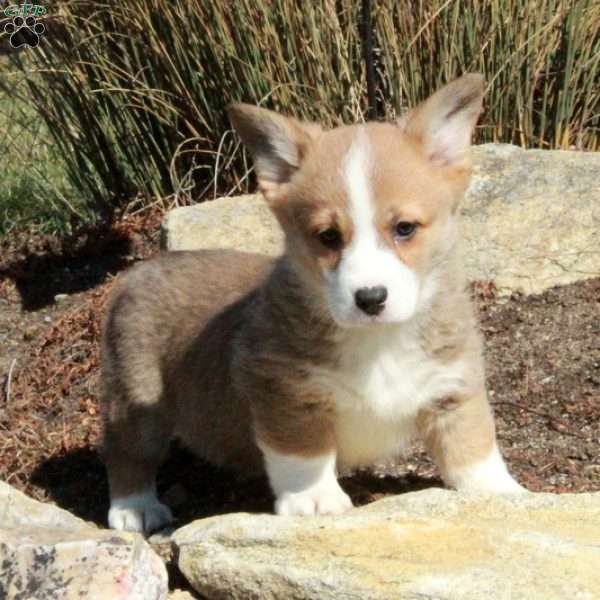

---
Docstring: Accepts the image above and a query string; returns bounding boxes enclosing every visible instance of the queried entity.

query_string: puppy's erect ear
[399,74,485,169]
[228,104,320,204]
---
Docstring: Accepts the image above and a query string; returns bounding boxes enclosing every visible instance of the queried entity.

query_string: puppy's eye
[394,221,417,240]
[317,227,342,249]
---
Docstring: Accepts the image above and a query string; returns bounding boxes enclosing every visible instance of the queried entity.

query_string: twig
[6,358,16,405]
[492,399,587,439]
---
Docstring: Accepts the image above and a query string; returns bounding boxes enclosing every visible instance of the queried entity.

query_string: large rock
[0,479,89,531]
[162,145,600,295]
[173,488,600,600]
[463,145,599,294]
[163,193,284,257]
[0,481,168,600]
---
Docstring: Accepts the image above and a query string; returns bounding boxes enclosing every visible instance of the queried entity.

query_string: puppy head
[229,74,484,327]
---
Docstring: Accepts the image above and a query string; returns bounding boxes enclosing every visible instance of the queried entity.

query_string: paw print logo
[4,15,45,49]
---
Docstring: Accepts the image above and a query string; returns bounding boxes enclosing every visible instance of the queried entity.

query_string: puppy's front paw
[447,446,529,495]
[494,476,527,494]
[108,491,174,533]
[275,483,353,516]
[456,476,528,495]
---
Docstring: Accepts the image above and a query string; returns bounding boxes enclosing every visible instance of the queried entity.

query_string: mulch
[0,214,598,531]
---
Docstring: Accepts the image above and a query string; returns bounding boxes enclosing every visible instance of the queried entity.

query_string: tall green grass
[0,66,77,236]
[7,0,600,229]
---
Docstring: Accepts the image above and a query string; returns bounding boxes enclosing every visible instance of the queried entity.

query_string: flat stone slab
[163,144,600,295]
[0,481,168,600]
[173,488,600,600]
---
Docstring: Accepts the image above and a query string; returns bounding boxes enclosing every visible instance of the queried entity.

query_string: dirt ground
[0,214,598,534]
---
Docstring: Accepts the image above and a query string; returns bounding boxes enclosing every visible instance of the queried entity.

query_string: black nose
[354,286,388,316]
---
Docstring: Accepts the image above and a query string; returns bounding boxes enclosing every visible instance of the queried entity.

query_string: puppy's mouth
[327,304,391,329]
[325,286,422,328]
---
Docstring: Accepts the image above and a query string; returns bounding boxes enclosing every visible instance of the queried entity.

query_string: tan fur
[101,74,517,529]
[101,250,272,497]
[417,390,496,482]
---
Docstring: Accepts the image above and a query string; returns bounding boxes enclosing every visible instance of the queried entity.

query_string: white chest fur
[316,323,467,469]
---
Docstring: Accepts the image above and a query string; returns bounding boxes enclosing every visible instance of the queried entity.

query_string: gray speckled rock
[162,145,600,295]
[173,488,600,600]
[163,194,283,257]
[0,481,168,600]
[462,144,599,294]
[0,480,89,531]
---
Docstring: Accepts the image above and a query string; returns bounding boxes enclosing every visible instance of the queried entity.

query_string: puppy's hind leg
[101,364,175,534]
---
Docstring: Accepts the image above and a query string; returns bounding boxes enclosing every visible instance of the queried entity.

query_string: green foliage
[6,0,600,230]
[0,74,84,236]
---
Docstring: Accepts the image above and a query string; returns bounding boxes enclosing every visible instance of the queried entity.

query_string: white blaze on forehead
[344,128,376,247]
[323,126,420,325]
[342,128,383,287]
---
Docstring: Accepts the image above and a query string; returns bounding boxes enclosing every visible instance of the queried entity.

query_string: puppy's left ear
[228,104,321,204]
[399,74,485,170]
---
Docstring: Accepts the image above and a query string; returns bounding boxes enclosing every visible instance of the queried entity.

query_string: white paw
[494,477,528,495]
[108,491,174,533]
[447,446,529,495]
[456,475,528,495]
[275,483,353,516]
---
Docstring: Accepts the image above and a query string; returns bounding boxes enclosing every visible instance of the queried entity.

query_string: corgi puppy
[101,74,524,533]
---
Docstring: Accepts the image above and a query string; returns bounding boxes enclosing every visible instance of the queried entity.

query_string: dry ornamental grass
[4,0,598,225]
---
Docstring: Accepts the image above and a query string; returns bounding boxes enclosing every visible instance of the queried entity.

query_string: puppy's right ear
[228,104,320,205]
